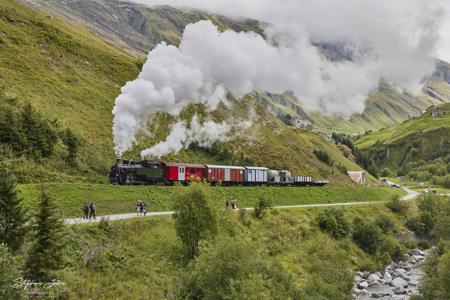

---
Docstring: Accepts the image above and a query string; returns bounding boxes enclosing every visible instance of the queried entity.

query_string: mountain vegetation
[355,102,450,186]
[0,0,371,184]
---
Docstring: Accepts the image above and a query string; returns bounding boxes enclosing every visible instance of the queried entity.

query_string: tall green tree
[0,165,27,253]
[61,128,79,166]
[173,184,217,259]
[0,244,23,300]
[25,187,64,282]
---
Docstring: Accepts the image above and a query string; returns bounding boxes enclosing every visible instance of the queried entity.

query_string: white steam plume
[114,0,449,157]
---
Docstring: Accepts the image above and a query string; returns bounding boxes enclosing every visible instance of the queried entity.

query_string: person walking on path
[225,198,230,209]
[89,202,96,219]
[231,199,237,210]
[143,203,148,216]
[136,201,144,216]
[82,203,89,219]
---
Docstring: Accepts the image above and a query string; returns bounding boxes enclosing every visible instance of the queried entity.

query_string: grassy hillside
[17,183,404,218]
[355,103,450,184]
[51,202,416,299]
[0,0,373,185]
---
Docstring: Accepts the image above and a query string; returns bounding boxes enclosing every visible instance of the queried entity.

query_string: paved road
[64,185,418,225]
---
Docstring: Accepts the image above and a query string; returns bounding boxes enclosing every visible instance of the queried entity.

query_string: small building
[347,171,366,185]
[431,109,444,117]
[291,118,313,129]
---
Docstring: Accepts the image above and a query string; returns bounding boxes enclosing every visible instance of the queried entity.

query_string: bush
[438,251,450,299]
[253,197,273,219]
[316,209,352,239]
[375,214,396,234]
[380,168,394,177]
[385,195,409,215]
[417,240,432,250]
[313,150,334,166]
[180,237,298,299]
[442,175,450,188]
[433,216,450,242]
[352,218,383,255]
[380,236,406,262]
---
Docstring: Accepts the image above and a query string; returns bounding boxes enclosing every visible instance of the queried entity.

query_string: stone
[367,274,380,283]
[383,272,392,282]
[394,287,407,294]
[356,271,364,277]
[354,276,362,284]
[358,281,369,289]
[411,249,425,256]
[391,277,408,288]
[363,271,370,278]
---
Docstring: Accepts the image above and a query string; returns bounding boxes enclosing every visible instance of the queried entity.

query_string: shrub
[417,240,432,250]
[316,208,352,239]
[253,197,273,219]
[385,195,409,215]
[442,175,450,188]
[380,168,394,177]
[375,214,396,234]
[352,218,383,255]
[433,216,450,242]
[313,149,334,166]
[380,236,406,262]
[172,184,217,259]
[438,251,450,299]
[407,212,438,237]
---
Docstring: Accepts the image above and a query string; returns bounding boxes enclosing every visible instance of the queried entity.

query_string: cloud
[113,0,449,156]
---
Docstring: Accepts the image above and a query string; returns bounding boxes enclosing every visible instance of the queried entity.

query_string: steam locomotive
[109,159,329,186]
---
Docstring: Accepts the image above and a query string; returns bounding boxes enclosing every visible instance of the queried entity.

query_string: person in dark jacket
[142,203,148,216]
[89,202,96,219]
[82,203,89,219]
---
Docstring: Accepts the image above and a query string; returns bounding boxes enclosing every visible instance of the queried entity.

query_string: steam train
[109,159,329,187]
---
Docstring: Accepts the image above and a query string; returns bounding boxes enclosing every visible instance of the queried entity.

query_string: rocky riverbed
[353,249,429,300]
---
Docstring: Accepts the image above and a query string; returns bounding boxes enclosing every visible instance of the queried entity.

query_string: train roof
[205,165,245,170]
[163,162,205,168]
[245,166,269,170]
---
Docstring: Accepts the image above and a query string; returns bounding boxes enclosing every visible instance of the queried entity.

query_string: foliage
[60,128,80,167]
[433,217,450,241]
[0,164,27,253]
[253,197,273,219]
[438,251,450,299]
[172,184,217,258]
[352,218,383,255]
[379,236,405,261]
[180,236,299,299]
[313,149,334,166]
[385,194,409,215]
[25,187,65,282]
[0,243,23,300]
[316,208,352,239]
[375,214,396,234]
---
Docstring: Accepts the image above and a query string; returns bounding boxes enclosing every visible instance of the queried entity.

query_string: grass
[17,183,405,218]
[356,102,450,149]
[50,202,413,299]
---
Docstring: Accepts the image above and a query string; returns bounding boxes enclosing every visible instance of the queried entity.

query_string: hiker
[89,202,96,219]
[225,198,230,209]
[82,203,89,219]
[143,203,148,216]
[231,199,237,210]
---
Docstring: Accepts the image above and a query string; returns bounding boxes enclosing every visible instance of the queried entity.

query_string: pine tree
[25,187,64,282]
[61,128,79,166]
[0,165,27,253]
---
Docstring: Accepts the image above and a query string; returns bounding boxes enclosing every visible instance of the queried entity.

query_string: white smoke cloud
[140,115,230,157]
[114,0,449,156]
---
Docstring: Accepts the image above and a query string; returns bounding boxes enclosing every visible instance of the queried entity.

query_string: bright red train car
[162,162,205,183]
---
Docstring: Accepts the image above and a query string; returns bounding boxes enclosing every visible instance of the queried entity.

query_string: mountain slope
[19,0,262,55]
[355,102,450,180]
[1,0,369,185]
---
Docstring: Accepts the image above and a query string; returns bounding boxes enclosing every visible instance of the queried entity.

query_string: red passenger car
[205,165,245,185]
[162,162,205,183]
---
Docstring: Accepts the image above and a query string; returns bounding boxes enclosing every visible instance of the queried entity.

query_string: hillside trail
[64,185,418,225]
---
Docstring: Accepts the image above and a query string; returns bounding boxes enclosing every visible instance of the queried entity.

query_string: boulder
[394,287,407,294]
[391,277,408,288]
[383,272,392,282]
[367,274,380,283]
[411,249,425,256]
[358,281,369,289]
[363,271,370,278]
